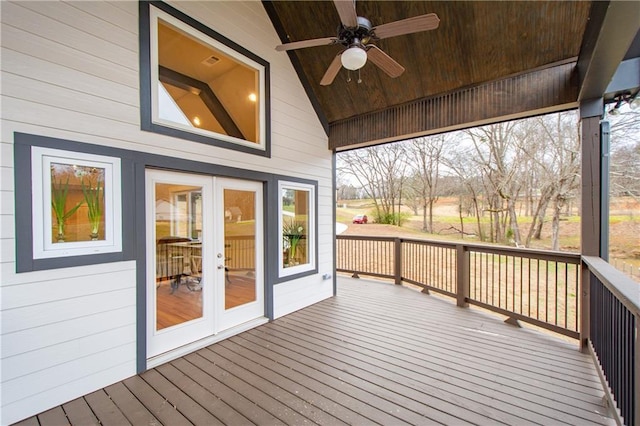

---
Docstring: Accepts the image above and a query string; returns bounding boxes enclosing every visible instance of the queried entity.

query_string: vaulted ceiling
[263,1,640,150]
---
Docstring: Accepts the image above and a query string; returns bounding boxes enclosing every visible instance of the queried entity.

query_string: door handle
[217,265,225,270]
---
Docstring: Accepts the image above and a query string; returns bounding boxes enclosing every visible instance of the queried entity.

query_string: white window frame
[31,147,122,259]
[148,5,267,152]
[278,181,316,277]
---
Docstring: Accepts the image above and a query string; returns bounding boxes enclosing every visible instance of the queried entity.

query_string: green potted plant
[82,177,103,240]
[283,220,305,266]
[51,175,83,242]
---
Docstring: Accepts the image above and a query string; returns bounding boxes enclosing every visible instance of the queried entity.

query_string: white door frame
[215,178,265,331]
[146,171,265,359]
[146,169,215,357]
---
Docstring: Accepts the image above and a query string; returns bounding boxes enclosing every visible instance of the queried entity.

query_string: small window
[141,2,270,155]
[279,181,315,277]
[31,147,122,259]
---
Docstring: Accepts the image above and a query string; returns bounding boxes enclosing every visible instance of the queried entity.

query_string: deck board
[18,277,614,425]
[200,345,345,425]
[83,389,132,426]
[139,369,223,426]
[154,363,249,425]
[172,355,285,426]
[103,381,160,425]
[276,307,605,425]
[240,329,454,425]
[61,398,99,426]
[305,297,605,398]
[216,338,370,425]
[290,306,607,420]
[122,375,191,425]
[34,406,68,426]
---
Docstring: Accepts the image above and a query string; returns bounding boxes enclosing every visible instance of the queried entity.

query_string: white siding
[0,1,332,424]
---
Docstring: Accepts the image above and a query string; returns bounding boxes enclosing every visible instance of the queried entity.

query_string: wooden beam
[158,66,245,140]
[577,1,640,101]
[329,60,578,150]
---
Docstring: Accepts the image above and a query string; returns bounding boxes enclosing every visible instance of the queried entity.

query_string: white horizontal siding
[1,1,333,423]
[273,276,334,319]
[1,265,137,424]
[3,341,135,404]
[0,143,13,166]
[0,214,15,245]
[0,189,14,215]
[4,354,135,426]
[2,326,134,382]
[1,2,138,68]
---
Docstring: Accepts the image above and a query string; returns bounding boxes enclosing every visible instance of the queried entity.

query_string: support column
[456,244,469,308]
[579,99,603,352]
[394,238,402,285]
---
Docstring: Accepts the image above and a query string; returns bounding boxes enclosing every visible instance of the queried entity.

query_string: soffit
[265,1,592,125]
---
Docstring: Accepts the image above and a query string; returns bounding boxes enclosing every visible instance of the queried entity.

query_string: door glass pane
[224,188,256,309]
[155,183,204,330]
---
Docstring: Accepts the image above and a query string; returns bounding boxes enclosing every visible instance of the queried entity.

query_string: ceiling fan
[275,0,440,86]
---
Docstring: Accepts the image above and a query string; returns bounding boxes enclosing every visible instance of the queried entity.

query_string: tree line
[337,110,640,250]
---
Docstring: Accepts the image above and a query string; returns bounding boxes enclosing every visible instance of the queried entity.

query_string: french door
[146,170,263,358]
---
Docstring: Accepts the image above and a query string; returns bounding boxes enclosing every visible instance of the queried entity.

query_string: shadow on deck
[16,276,613,425]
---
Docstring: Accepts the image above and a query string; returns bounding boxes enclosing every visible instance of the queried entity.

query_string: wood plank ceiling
[264,1,593,149]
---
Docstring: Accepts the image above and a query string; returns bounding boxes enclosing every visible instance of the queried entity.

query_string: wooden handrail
[337,234,581,336]
[582,255,638,426]
[582,255,640,317]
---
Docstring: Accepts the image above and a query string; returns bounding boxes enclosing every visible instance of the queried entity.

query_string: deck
[16,277,613,425]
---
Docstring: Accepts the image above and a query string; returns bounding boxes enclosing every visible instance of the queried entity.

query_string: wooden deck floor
[16,277,613,425]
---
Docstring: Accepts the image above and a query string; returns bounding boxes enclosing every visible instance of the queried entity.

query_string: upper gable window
[140,2,270,156]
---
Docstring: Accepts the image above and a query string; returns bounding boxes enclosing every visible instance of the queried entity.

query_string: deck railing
[337,235,638,425]
[337,235,580,338]
[582,256,639,426]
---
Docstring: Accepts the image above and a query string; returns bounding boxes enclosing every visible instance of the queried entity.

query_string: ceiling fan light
[341,46,367,70]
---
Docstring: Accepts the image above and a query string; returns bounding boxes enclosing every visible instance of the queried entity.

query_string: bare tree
[609,108,640,201]
[406,135,446,233]
[465,122,525,245]
[443,144,486,240]
[338,143,408,224]
[336,110,585,252]
[402,174,422,215]
[519,112,580,250]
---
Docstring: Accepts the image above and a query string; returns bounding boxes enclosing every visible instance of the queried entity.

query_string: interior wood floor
[16,277,614,426]
[157,272,256,330]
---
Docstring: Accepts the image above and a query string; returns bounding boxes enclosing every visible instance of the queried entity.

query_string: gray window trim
[139,1,271,157]
[14,133,136,273]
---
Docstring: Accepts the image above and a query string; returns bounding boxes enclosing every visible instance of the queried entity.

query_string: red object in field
[352,214,368,224]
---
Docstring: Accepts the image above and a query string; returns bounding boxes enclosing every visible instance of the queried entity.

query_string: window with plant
[279,182,315,276]
[31,146,122,260]
[50,163,105,243]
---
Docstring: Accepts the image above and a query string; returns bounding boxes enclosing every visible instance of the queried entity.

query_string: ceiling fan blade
[366,45,405,78]
[320,53,344,86]
[373,13,440,39]
[276,37,337,52]
[333,0,358,28]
